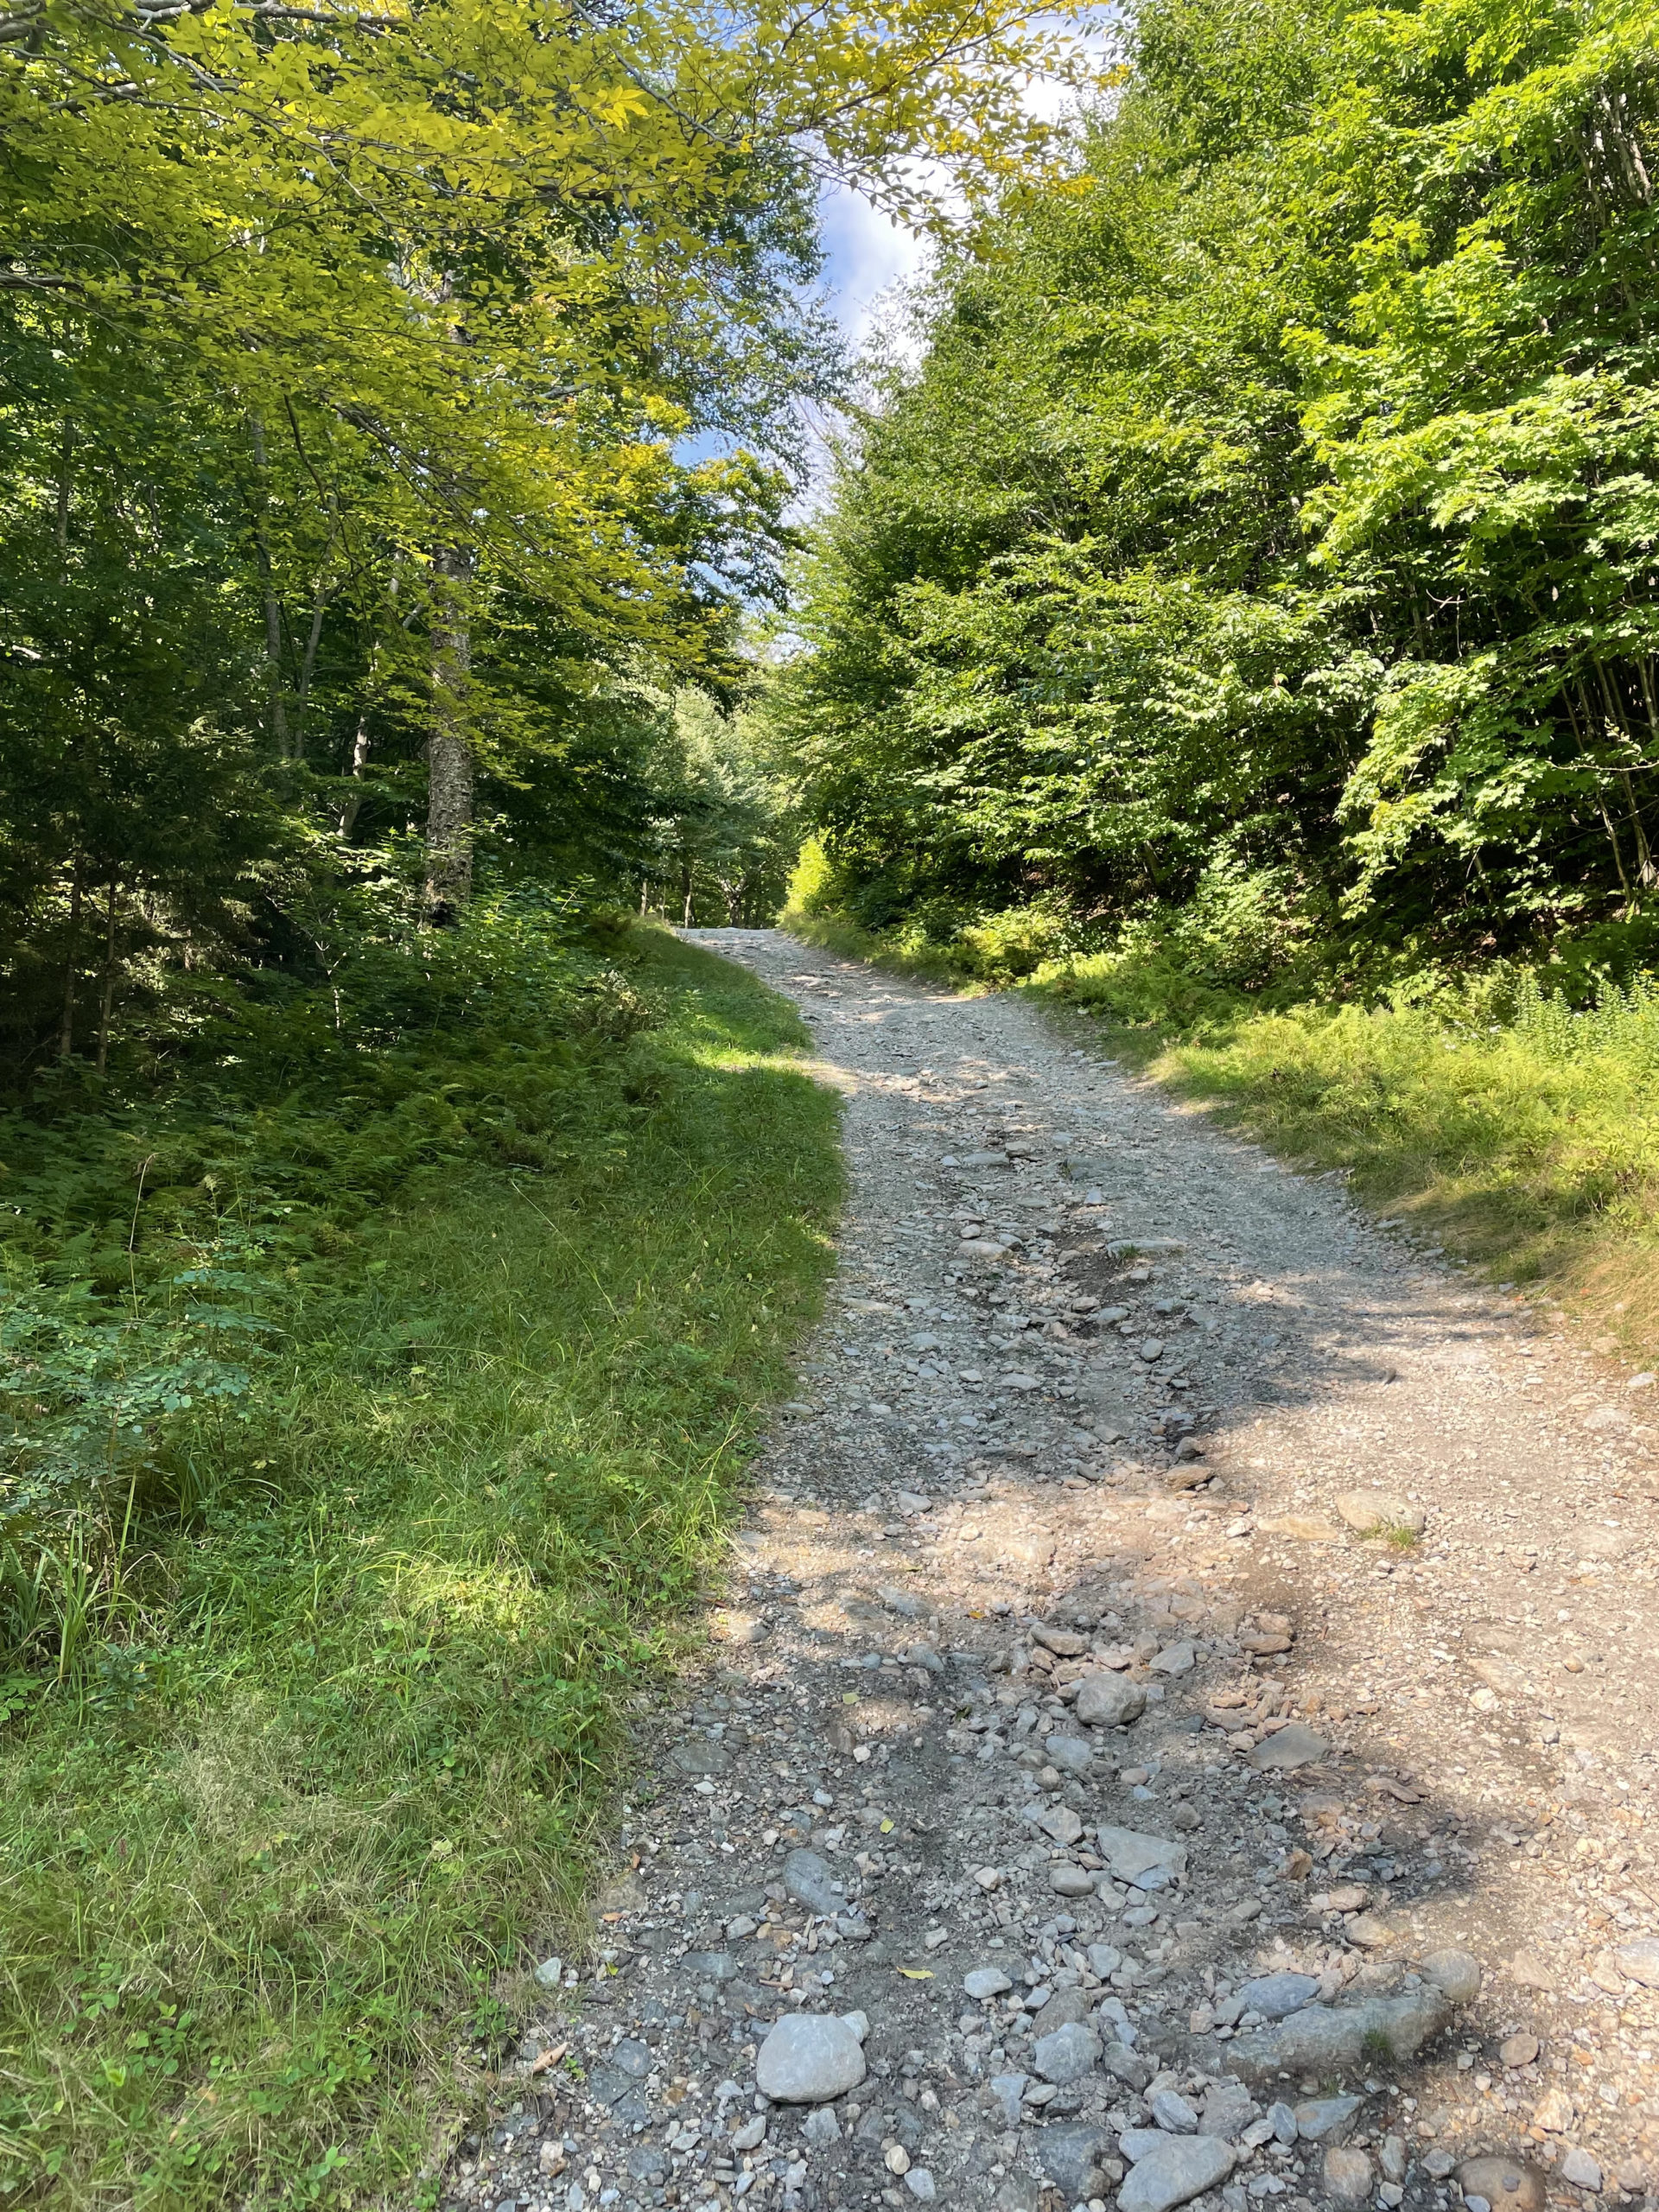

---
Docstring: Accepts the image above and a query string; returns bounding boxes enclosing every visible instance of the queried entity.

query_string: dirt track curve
[435,928,1659,2212]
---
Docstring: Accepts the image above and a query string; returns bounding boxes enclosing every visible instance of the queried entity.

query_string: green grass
[0,920,842,2209]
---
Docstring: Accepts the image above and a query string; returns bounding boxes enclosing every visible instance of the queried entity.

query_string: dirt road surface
[441,931,1658,2212]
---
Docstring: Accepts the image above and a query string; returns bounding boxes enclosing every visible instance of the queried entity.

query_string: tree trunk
[55,415,73,556]
[424,543,475,926]
[339,712,372,838]
[680,857,695,927]
[95,871,118,1074]
[58,858,81,1058]
[249,416,290,761]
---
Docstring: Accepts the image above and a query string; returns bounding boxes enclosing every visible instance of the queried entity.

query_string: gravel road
[442,931,1659,2212]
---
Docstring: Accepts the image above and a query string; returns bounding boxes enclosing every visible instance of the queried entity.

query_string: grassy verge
[0,912,841,2209]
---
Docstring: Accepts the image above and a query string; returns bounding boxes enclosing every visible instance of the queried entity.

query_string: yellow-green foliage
[0,928,841,2209]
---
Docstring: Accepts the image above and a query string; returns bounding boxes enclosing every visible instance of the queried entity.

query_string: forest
[3,0,1659,2197]
[780,0,1659,1004]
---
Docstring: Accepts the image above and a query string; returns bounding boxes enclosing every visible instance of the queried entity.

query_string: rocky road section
[435,931,1659,2212]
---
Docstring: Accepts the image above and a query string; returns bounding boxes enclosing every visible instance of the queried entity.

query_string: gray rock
[1334,1489,1426,1536]
[1034,2122,1116,2197]
[783,1848,847,1918]
[1076,1672,1147,1729]
[1034,1624,1090,1656]
[1615,1938,1659,1988]
[1323,2146,1372,2203]
[732,2117,767,2152]
[1421,1948,1481,2005]
[1120,2132,1166,2164]
[1087,1944,1123,1980]
[1293,2095,1362,2142]
[1267,2102,1297,2145]
[1038,1803,1084,1847]
[1033,2021,1101,2086]
[683,1951,740,1981]
[1093,1824,1186,1888]
[672,1738,733,1776]
[1150,2090,1198,2133]
[533,1955,563,1989]
[613,2039,652,2077]
[1238,1971,1320,2020]
[1457,2158,1547,2212]
[1103,2044,1154,2092]
[755,2013,868,2103]
[905,2171,937,2202]
[965,1967,1014,1999]
[1039,1989,1095,2031]
[989,2073,1029,2126]
[1198,2082,1258,2141]
[1229,1989,1452,2080]
[1247,1722,1328,1770]
[996,2177,1043,2212]
[1049,1866,1101,1897]
[1148,1641,1197,1677]
[1560,2150,1602,2191]
[1046,1732,1094,1775]
[1117,2134,1236,2212]
[802,2107,841,2146]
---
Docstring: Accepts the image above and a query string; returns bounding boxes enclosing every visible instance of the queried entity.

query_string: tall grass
[0,921,841,2209]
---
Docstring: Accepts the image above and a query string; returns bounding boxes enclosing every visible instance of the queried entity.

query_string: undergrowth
[0,896,841,2208]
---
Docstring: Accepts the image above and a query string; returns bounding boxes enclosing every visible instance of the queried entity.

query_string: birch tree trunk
[424,543,475,925]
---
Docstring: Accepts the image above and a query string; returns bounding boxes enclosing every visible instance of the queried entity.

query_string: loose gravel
[433,931,1659,2212]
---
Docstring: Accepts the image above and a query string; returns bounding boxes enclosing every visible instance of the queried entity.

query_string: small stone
[1334,1490,1426,1536]
[1345,1914,1392,1949]
[1456,2158,1548,2212]
[989,2072,1028,2126]
[1050,1865,1101,1897]
[1034,1624,1089,1656]
[965,1967,1014,2000]
[1046,1732,1094,1775]
[732,2117,767,2152]
[1323,2147,1372,2204]
[1035,2122,1116,2197]
[1310,1886,1369,1914]
[783,1848,848,1918]
[755,2013,868,2103]
[905,2171,937,2202]
[1532,2085,1574,2133]
[1614,1937,1659,1987]
[1116,2133,1236,2212]
[683,1950,739,1981]
[1149,1641,1197,1678]
[1508,1948,1555,1991]
[534,1955,563,1989]
[1292,2097,1360,2143]
[802,2107,841,2146]
[613,2038,652,2076]
[1500,2032,1539,2069]
[886,2145,912,2175]
[1038,1804,1084,1847]
[1092,1825,1186,1887]
[1033,2021,1102,2086]
[1560,2150,1601,2192]
[1267,2102,1297,2145]
[1076,1673,1148,1730]
[1150,2090,1198,2133]
[1420,1948,1480,2003]
[1238,1973,1319,2021]
[1248,1723,1327,1771]
[974,1866,1002,1891]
